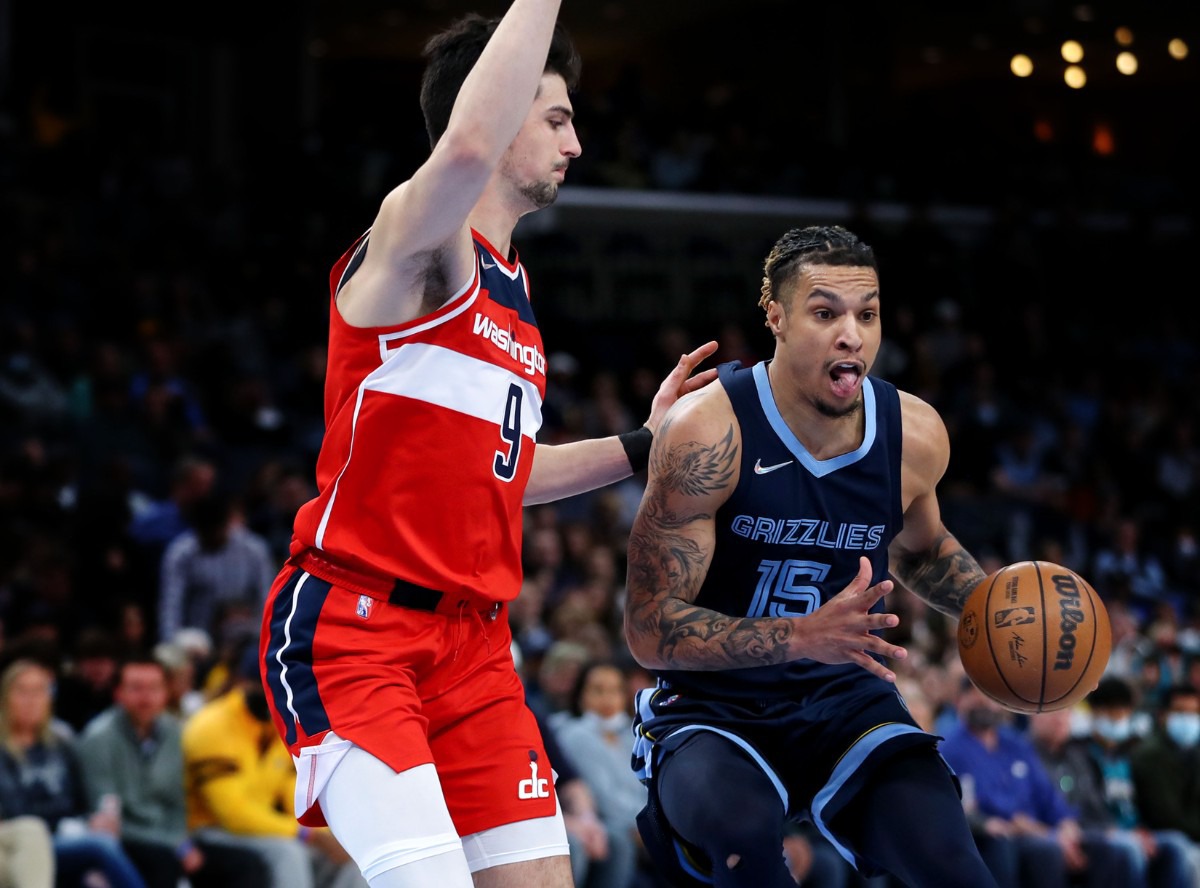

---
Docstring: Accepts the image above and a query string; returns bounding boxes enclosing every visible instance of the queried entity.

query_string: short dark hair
[419,13,581,148]
[758,225,878,313]
[1163,683,1200,711]
[1088,676,1135,709]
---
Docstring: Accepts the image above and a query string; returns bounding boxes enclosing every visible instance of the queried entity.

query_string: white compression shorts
[314,734,569,883]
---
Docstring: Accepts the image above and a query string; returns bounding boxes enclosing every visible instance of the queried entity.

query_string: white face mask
[1094,715,1133,744]
[1166,712,1200,748]
[586,711,630,734]
[597,710,628,729]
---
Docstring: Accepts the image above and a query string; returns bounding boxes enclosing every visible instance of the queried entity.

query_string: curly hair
[758,225,878,315]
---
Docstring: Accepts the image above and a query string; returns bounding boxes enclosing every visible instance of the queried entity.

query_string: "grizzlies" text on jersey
[730,516,885,549]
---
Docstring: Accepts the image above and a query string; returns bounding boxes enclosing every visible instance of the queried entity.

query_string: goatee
[815,396,862,420]
[522,181,559,209]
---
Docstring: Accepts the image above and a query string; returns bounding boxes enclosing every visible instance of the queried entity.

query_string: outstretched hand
[645,341,720,433]
[802,556,907,682]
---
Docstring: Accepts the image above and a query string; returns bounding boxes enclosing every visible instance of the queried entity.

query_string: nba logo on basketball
[993,607,1036,628]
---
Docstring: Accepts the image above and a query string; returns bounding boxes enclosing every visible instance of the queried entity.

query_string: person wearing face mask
[1029,678,1195,888]
[548,660,645,888]
[181,641,367,888]
[941,679,1140,888]
[1131,683,1200,881]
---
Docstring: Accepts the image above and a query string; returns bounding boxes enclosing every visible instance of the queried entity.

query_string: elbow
[623,619,663,670]
[434,129,501,179]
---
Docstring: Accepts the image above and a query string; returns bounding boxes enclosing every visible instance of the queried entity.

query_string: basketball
[956,561,1112,713]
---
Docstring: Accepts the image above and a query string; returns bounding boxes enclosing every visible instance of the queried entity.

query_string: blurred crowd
[3,34,1200,888]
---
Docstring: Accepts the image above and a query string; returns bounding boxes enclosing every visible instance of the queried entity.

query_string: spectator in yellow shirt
[181,643,365,888]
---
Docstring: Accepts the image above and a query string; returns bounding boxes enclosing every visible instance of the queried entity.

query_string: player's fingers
[680,367,719,394]
[864,578,894,603]
[666,343,717,384]
[841,556,873,596]
[850,651,896,683]
[871,612,900,631]
[868,638,907,661]
[682,341,719,368]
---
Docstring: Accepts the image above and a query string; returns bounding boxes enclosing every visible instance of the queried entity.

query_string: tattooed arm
[623,387,906,681]
[888,391,987,619]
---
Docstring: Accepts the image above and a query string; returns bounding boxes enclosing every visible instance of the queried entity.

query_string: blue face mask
[1165,713,1200,748]
[1094,715,1133,744]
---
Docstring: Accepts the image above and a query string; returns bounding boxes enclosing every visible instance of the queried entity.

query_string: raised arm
[623,389,905,680]
[339,0,565,327]
[888,391,987,618]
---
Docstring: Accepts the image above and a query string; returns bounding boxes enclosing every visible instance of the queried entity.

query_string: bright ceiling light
[1116,52,1138,75]
[1011,54,1034,77]
[1062,40,1085,63]
[1065,65,1087,88]
[1168,38,1189,60]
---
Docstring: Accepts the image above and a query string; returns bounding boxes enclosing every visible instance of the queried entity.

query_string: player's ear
[765,300,785,336]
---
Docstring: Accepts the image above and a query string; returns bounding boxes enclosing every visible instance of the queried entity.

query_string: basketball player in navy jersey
[624,226,1001,887]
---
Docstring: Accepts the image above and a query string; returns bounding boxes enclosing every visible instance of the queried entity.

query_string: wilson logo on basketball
[1052,573,1086,671]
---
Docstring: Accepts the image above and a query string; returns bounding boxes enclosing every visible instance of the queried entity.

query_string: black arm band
[619,426,654,473]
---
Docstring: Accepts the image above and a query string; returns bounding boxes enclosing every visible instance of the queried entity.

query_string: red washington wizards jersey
[290,229,546,606]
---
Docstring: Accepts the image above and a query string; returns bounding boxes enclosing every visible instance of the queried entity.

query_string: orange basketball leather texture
[956,561,1112,713]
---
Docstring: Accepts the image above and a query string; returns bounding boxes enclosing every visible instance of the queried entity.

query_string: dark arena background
[2,4,1199,881]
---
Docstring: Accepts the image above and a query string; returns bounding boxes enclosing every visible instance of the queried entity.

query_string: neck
[468,194,520,262]
[766,362,865,459]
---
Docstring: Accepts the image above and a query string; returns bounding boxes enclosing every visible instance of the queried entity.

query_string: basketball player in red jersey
[257,2,718,886]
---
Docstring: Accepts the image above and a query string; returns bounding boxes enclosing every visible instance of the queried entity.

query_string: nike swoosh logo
[481,259,497,269]
[753,458,794,475]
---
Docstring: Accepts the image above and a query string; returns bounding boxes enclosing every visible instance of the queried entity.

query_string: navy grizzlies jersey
[653,359,904,699]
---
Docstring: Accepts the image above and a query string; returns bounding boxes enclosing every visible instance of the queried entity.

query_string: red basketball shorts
[259,561,559,837]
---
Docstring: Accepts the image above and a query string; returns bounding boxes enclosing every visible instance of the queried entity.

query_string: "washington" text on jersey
[473,313,546,377]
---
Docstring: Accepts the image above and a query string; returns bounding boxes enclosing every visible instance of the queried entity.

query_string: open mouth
[829,362,862,398]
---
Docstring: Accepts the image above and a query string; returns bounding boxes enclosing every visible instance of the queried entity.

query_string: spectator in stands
[151,640,207,719]
[157,490,274,648]
[1130,684,1200,878]
[1093,518,1172,624]
[1029,680,1195,888]
[0,658,149,888]
[75,655,268,888]
[52,626,120,735]
[529,692,624,888]
[0,815,54,888]
[127,454,217,564]
[181,645,365,888]
[940,679,1140,888]
[526,639,591,721]
[549,660,641,888]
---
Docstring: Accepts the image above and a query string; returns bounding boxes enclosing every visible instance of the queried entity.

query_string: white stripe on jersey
[375,276,481,360]
[314,342,543,549]
[362,342,543,434]
[274,570,311,727]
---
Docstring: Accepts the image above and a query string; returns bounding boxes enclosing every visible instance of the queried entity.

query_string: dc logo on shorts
[356,595,373,619]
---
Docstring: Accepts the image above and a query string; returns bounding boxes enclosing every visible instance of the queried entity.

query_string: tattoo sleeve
[625,421,801,670]
[891,529,987,619]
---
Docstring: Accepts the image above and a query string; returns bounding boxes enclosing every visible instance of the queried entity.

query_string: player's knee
[697,805,783,864]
